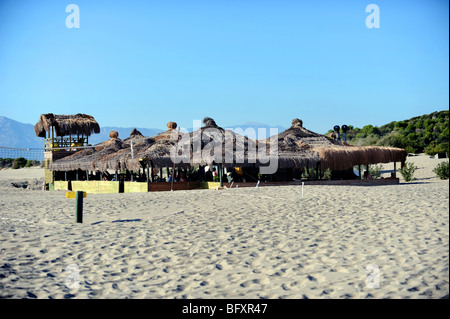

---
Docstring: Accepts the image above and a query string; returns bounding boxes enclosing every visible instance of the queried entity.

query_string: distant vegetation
[0,157,42,169]
[328,110,449,155]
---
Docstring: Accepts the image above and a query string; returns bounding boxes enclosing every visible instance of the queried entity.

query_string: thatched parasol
[94,129,155,172]
[259,119,323,169]
[176,117,263,168]
[133,122,189,169]
[34,113,100,137]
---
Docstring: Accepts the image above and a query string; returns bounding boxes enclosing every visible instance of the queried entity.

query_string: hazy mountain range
[0,116,286,149]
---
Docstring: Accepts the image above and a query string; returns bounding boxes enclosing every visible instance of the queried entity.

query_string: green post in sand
[75,191,83,223]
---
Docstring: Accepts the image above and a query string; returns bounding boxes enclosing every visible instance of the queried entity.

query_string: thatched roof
[267,118,407,170]
[34,113,100,138]
[49,117,407,174]
[179,117,266,168]
[49,138,124,172]
[134,122,189,168]
[100,135,155,171]
[50,124,184,172]
[315,145,407,170]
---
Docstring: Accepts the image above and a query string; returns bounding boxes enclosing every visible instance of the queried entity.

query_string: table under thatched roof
[34,113,100,137]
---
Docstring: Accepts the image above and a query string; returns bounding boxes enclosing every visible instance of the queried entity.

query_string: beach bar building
[45,115,408,193]
[34,113,100,189]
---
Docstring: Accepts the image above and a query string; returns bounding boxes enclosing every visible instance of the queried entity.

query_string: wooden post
[171,128,181,191]
[170,166,175,191]
[86,171,89,181]
[75,191,83,223]
[219,164,223,187]
[393,162,397,178]
[64,171,67,181]
[358,165,361,179]
[199,165,203,181]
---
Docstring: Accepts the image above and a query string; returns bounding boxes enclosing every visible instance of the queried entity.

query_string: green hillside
[329,110,449,155]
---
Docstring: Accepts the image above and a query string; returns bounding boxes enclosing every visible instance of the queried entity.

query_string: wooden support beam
[393,162,397,178]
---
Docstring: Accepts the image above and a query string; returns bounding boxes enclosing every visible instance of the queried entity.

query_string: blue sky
[0,0,448,134]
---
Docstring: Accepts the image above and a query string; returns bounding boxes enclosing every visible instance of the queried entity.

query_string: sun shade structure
[34,113,100,138]
[132,121,189,169]
[49,130,156,172]
[49,136,124,172]
[269,118,407,171]
[176,117,263,168]
[35,113,101,188]
[261,118,322,169]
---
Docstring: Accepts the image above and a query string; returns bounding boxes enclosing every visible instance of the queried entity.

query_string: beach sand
[0,155,448,299]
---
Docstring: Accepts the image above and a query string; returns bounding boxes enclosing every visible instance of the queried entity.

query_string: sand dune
[0,155,448,299]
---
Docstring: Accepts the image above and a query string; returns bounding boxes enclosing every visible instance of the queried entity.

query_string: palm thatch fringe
[134,125,190,168]
[181,118,269,168]
[49,138,123,172]
[314,146,407,170]
[34,113,100,137]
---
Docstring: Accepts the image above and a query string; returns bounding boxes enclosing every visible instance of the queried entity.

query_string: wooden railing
[44,137,87,151]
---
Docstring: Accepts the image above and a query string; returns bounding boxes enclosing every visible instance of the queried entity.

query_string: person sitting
[179,173,187,182]
[363,171,372,179]
[167,175,177,183]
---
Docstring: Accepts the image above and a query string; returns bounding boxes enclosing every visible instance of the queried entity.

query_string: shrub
[369,164,383,179]
[12,157,28,169]
[322,168,332,180]
[433,162,449,180]
[399,162,417,182]
[0,158,14,168]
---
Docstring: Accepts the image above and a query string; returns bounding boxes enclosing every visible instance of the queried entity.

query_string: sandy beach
[0,155,448,299]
